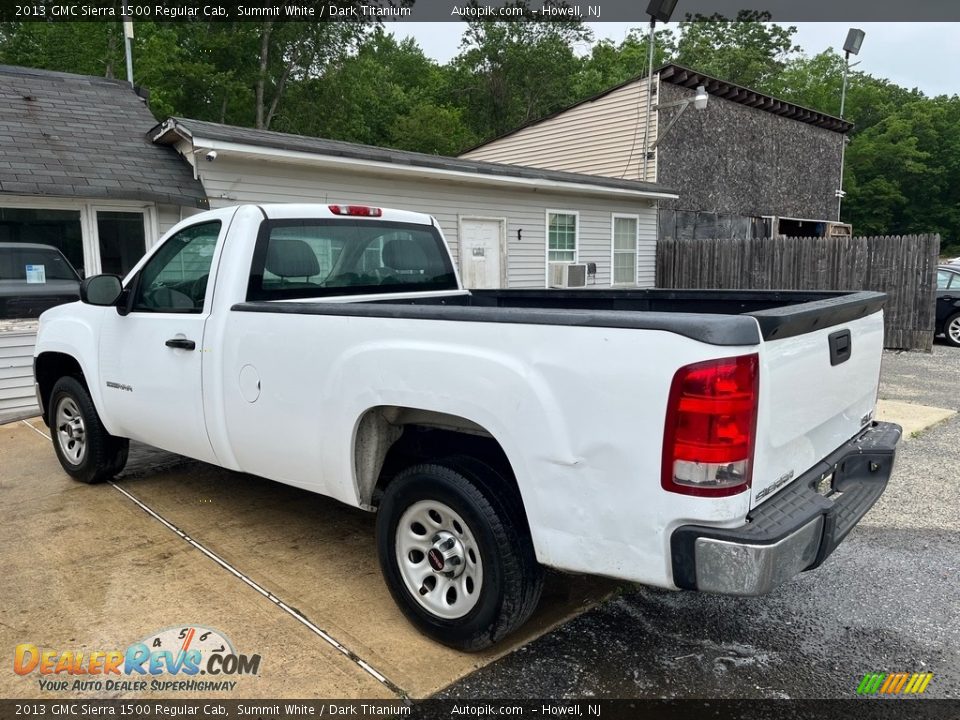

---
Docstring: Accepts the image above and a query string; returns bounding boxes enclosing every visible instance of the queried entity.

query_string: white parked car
[34,204,901,649]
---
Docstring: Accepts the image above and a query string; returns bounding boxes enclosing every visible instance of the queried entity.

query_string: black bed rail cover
[746,291,887,342]
[232,300,761,346]
[231,289,887,347]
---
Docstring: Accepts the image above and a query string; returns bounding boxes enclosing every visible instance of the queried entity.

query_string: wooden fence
[656,234,941,351]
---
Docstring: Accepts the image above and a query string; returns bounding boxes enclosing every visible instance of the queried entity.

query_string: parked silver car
[0,242,81,320]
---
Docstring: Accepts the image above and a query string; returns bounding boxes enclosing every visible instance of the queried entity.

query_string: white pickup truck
[34,204,901,650]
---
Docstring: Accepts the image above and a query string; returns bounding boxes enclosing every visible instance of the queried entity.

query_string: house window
[612,214,638,285]
[547,211,577,263]
[0,207,84,274]
[96,211,147,277]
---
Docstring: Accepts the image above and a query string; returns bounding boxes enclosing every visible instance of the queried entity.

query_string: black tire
[943,312,960,347]
[48,376,129,484]
[376,457,543,651]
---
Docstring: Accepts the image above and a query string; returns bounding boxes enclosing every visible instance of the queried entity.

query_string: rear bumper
[670,421,902,595]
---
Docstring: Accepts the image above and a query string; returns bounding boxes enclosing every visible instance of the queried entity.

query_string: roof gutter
[154,127,677,202]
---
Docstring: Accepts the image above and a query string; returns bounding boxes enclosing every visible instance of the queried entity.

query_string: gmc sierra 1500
[34,204,900,649]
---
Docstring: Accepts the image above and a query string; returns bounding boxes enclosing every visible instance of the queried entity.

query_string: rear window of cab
[246,219,458,301]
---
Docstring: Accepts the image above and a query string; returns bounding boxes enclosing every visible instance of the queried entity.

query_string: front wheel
[49,376,128,484]
[376,459,543,651]
[944,312,960,347]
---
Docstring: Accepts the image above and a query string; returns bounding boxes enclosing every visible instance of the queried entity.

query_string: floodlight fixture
[843,28,865,56]
[646,0,678,23]
[693,85,709,111]
[837,28,865,222]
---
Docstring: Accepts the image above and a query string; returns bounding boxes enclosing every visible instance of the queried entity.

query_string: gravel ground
[439,343,960,700]
[880,340,960,411]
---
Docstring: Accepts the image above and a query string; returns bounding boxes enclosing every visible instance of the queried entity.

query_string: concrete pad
[0,422,394,700]
[114,461,617,698]
[875,399,956,440]
[3,419,617,698]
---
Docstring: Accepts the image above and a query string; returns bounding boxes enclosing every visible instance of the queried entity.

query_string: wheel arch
[34,351,87,425]
[353,405,529,523]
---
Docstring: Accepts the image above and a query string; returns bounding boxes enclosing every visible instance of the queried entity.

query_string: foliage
[447,4,593,139]
[674,11,801,90]
[574,27,675,99]
[845,97,960,245]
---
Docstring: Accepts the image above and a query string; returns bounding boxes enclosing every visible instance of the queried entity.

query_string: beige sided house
[462,64,852,241]
[151,118,677,290]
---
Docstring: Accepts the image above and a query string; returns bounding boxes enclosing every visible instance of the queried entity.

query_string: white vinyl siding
[0,321,38,423]
[197,156,657,289]
[462,76,659,183]
[547,211,577,263]
[612,214,639,285]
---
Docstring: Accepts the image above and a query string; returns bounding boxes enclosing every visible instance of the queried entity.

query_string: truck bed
[233,289,886,347]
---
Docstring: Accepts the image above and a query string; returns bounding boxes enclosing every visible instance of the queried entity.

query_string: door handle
[828,329,852,366]
[943,296,954,301]
[165,338,196,351]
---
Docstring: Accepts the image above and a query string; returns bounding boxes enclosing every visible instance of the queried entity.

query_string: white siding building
[151,118,677,291]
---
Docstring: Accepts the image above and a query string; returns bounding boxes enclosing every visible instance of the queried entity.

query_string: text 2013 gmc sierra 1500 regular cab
[34,204,901,649]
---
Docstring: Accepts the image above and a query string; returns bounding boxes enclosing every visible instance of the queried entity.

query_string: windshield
[0,245,80,282]
[247,219,457,301]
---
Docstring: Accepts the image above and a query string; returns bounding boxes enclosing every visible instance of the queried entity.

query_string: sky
[397,22,959,98]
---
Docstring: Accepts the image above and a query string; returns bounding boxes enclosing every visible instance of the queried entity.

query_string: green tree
[390,103,476,155]
[769,50,923,133]
[275,29,473,153]
[0,21,125,77]
[574,27,675,99]
[449,4,592,138]
[0,19,365,130]
[845,97,960,245]
[674,11,800,91]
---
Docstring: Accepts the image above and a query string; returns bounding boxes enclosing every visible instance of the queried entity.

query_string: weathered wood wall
[656,234,941,351]
[656,82,844,222]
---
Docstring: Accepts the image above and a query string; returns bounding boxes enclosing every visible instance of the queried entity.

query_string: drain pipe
[640,18,656,183]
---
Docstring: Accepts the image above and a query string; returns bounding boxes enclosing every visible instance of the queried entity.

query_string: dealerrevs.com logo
[14,625,260,693]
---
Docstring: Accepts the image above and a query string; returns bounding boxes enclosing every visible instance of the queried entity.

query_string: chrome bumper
[671,421,902,596]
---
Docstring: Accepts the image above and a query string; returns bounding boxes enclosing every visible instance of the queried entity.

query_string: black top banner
[1,0,959,22]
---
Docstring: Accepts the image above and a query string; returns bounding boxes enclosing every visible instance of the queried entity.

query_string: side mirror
[80,274,123,306]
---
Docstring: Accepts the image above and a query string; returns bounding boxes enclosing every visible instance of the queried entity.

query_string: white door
[97,219,225,464]
[459,218,504,289]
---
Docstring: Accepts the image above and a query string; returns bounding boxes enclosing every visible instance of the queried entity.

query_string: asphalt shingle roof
[154,117,677,197]
[0,65,206,207]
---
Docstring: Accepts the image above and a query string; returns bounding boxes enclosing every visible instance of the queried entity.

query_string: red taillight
[328,204,382,217]
[662,354,759,497]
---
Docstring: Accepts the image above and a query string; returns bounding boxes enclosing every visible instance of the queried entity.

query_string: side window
[938,271,952,289]
[131,221,221,313]
[950,273,959,290]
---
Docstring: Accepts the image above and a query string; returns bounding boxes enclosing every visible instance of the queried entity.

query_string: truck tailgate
[751,310,885,509]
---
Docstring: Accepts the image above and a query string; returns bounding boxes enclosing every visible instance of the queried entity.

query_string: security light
[646,0,678,23]
[648,86,709,152]
[843,28,865,56]
[693,86,709,111]
[837,28,865,222]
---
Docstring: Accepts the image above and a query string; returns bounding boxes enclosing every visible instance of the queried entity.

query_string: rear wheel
[49,376,128,484]
[944,312,960,347]
[376,458,543,650]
